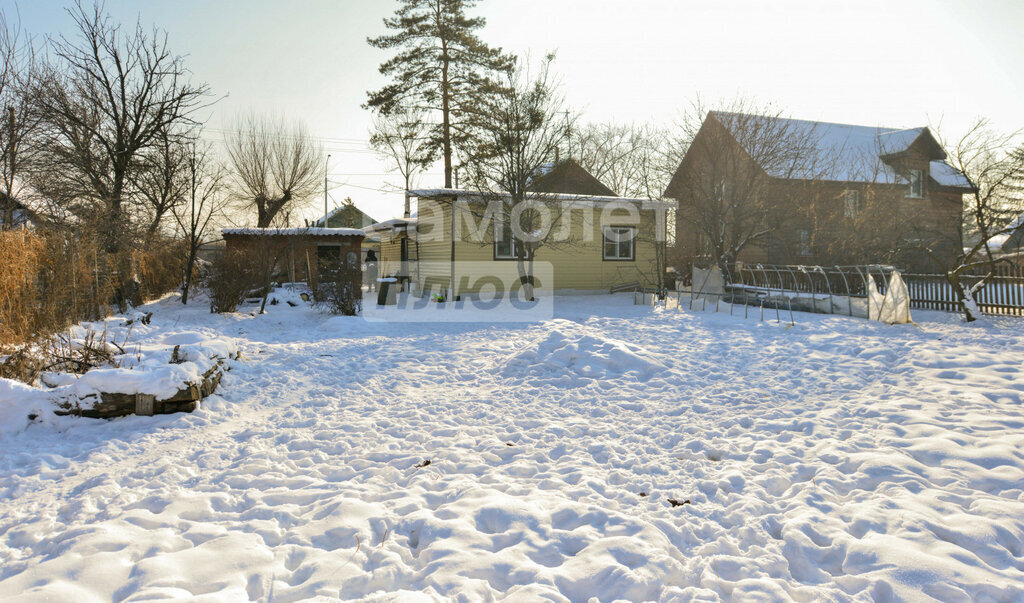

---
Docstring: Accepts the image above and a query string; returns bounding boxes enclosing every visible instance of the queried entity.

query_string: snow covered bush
[0,327,129,386]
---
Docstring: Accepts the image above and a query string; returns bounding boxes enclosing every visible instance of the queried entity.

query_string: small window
[799,230,811,256]
[603,226,636,261]
[666,208,677,246]
[907,169,924,198]
[494,222,529,260]
[843,190,861,218]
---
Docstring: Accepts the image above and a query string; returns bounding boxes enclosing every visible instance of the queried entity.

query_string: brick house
[222,227,364,289]
[665,111,974,272]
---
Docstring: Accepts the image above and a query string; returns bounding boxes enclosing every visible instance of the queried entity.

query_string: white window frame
[907,169,924,198]
[494,222,529,260]
[666,207,677,247]
[843,189,861,218]
[603,226,636,261]
[799,229,812,256]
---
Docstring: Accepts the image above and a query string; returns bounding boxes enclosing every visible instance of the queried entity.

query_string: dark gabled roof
[0,191,42,227]
[1001,214,1024,253]
[528,159,617,197]
[315,203,378,228]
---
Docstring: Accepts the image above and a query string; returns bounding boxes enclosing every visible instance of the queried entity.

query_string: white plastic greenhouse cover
[872,271,912,324]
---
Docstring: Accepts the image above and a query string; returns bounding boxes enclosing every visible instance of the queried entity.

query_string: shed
[222,227,365,288]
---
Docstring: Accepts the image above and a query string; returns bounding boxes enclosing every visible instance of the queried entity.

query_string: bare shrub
[0,327,132,386]
[205,250,258,313]
[0,346,43,384]
[315,259,362,316]
[137,237,189,301]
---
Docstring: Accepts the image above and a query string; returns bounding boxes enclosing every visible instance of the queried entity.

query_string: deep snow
[1,291,1023,601]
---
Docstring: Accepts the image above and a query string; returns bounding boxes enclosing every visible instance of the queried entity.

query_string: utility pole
[323,153,331,228]
[563,110,571,161]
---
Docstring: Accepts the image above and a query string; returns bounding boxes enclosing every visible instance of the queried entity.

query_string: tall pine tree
[366,0,512,188]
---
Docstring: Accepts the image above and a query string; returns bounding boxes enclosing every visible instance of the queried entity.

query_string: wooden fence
[903,265,1024,316]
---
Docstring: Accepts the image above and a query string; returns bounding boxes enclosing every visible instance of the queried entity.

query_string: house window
[603,226,636,261]
[666,208,677,246]
[799,230,811,256]
[907,169,924,198]
[843,190,861,218]
[494,222,528,260]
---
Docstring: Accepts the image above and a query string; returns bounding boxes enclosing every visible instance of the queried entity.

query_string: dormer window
[907,169,924,198]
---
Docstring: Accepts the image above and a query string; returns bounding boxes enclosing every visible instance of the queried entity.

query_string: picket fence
[903,265,1024,317]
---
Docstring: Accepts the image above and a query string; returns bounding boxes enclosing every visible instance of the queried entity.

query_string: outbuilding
[222,227,365,289]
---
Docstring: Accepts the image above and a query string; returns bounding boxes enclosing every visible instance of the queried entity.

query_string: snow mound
[0,380,53,440]
[503,325,666,383]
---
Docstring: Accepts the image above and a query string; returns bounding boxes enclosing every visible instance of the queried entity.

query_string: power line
[203,127,374,145]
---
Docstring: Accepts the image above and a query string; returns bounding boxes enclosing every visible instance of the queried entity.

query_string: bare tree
[572,121,682,289]
[225,112,324,228]
[171,137,227,304]
[573,121,679,200]
[463,54,573,299]
[0,9,42,229]
[34,2,210,255]
[665,97,823,275]
[132,128,189,240]
[928,118,1024,321]
[370,108,436,218]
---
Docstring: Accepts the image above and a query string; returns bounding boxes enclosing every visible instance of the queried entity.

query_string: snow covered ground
[1,291,1023,601]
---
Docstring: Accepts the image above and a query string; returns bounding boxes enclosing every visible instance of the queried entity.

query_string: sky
[8,0,1024,224]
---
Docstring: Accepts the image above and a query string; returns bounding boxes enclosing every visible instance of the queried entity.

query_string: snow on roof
[998,212,1024,253]
[876,128,927,155]
[408,188,674,208]
[929,160,973,189]
[222,227,364,237]
[710,112,944,184]
[364,218,416,234]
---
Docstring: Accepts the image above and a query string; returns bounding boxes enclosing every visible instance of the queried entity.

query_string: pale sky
[10,0,1024,224]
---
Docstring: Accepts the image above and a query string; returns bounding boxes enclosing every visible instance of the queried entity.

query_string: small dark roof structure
[314,203,378,229]
[222,227,364,237]
[529,159,618,197]
[0,191,42,228]
[1000,214,1024,254]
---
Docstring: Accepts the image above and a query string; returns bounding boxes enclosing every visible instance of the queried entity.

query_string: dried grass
[0,230,44,346]
[1,229,186,349]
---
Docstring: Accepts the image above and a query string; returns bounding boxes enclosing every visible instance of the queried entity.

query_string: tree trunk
[181,246,198,304]
[441,41,452,189]
[947,270,982,322]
